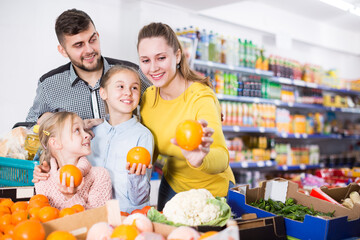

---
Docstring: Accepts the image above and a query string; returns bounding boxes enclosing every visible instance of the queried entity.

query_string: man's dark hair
[55,9,95,44]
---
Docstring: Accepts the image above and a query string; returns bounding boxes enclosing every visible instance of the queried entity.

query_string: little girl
[88,65,154,214]
[35,112,112,210]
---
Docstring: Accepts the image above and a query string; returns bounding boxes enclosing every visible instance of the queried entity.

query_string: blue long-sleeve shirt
[87,116,154,213]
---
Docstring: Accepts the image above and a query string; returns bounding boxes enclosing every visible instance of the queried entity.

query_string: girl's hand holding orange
[126,147,152,175]
[172,119,214,168]
[58,165,83,197]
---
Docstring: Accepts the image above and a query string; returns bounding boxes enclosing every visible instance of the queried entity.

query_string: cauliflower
[162,189,221,226]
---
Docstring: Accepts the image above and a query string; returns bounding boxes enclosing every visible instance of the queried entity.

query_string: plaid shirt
[26,57,151,122]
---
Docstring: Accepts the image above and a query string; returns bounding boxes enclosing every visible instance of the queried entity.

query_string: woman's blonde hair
[38,112,78,165]
[137,22,212,105]
[100,65,141,116]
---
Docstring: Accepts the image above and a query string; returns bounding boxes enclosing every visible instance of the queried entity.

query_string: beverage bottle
[215,33,222,63]
[195,27,201,60]
[220,35,227,64]
[238,39,244,67]
[200,29,209,61]
[208,31,216,62]
[244,40,248,67]
[249,41,256,68]
[24,124,41,160]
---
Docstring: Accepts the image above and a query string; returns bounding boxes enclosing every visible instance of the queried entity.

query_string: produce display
[249,198,335,222]
[342,191,360,209]
[148,189,231,226]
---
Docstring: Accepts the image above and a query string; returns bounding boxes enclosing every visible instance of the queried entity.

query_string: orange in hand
[59,165,83,187]
[175,120,203,151]
[126,147,151,167]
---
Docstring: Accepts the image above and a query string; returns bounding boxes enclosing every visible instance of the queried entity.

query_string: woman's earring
[177,64,180,69]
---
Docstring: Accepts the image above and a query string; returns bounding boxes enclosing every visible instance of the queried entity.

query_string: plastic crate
[0,157,38,187]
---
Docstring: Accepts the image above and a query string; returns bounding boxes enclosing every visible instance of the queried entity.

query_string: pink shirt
[35,157,112,210]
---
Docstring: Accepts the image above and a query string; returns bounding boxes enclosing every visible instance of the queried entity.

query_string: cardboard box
[318,182,360,204]
[228,178,360,240]
[42,201,177,239]
[196,216,287,240]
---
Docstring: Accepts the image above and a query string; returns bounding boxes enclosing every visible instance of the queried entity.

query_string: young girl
[35,112,112,210]
[87,65,154,214]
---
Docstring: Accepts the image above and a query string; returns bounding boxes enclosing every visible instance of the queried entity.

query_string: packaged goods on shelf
[275,143,319,166]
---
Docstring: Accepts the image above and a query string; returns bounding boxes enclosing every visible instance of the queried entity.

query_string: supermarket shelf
[193,59,274,77]
[222,126,277,134]
[217,94,275,104]
[277,163,325,171]
[230,160,276,169]
[271,77,360,95]
[217,94,360,114]
[276,132,342,139]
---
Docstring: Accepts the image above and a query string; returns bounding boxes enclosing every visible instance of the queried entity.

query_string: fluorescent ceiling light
[319,0,353,11]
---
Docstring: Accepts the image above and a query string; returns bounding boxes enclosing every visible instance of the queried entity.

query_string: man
[26,9,151,124]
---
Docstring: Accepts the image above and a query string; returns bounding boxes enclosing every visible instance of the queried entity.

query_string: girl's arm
[77,157,92,176]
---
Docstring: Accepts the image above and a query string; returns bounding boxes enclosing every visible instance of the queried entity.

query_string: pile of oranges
[0,194,84,240]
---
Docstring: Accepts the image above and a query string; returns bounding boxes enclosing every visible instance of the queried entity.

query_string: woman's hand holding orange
[171,119,214,168]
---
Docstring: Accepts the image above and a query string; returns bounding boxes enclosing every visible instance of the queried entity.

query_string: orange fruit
[120,211,130,217]
[29,195,49,204]
[28,207,41,221]
[13,219,45,240]
[3,224,15,236]
[126,147,151,167]
[1,234,12,240]
[198,231,218,239]
[0,214,11,232]
[71,204,84,213]
[11,202,28,214]
[59,208,76,218]
[59,165,83,187]
[111,224,139,240]
[175,120,203,151]
[27,199,50,210]
[38,207,59,223]
[0,199,14,209]
[11,210,28,226]
[0,206,11,215]
[46,231,75,240]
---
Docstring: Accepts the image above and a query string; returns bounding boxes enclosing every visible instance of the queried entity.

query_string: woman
[137,22,235,211]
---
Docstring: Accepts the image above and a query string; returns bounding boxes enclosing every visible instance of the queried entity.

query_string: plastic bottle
[208,31,216,62]
[238,39,244,67]
[200,29,209,61]
[24,124,41,160]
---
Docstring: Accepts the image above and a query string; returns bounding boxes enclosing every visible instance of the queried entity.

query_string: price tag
[294,133,300,138]
[281,132,288,138]
[255,69,261,75]
[302,134,308,138]
[288,102,294,107]
[330,107,336,111]
[282,165,288,171]
[306,82,318,88]
[241,162,249,168]
[233,126,240,132]
[257,161,265,167]
[254,98,260,103]
[229,65,235,70]
[217,94,224,99]
[299,164,306,170]
[266,161,273,167]
[274,100,281,106]
[208,61,214,66]
[259,127,265,133]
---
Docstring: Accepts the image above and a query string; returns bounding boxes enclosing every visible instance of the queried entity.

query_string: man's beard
[71,53,103,72]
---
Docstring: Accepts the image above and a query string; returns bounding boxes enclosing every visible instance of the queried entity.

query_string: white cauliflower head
[162,189,221,226]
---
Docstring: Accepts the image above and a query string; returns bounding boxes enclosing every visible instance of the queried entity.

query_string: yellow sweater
[140,82,235,197]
